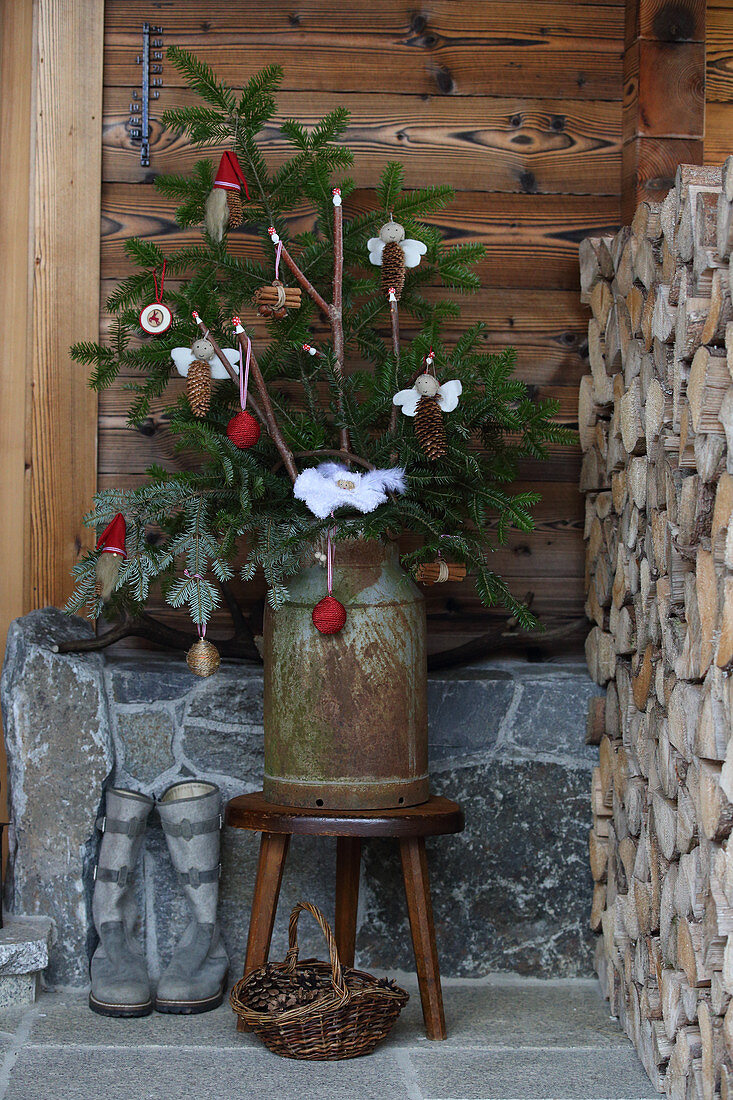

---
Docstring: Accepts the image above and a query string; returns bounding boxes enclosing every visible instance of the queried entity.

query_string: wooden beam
[622,0,705,219]
[26,0,103,609]
[0,0,33,653]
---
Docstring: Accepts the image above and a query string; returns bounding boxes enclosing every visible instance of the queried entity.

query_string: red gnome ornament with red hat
[95,513,126,601]
[205,152,250,243]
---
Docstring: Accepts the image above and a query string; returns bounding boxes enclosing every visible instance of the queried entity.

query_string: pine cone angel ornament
[367,220,427,301]
[172,335,239,381]
[204,152,250,242]
[186,358,211,417]
[393,359,463,462]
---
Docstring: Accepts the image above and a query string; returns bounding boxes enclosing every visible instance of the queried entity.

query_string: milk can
[262,539,429,810]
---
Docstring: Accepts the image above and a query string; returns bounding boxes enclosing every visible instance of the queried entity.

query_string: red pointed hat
[214,151,250,198]
[96,514,127,559]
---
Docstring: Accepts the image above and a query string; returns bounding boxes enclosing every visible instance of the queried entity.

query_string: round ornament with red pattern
[139,264,173,334]
[227,409,260,449]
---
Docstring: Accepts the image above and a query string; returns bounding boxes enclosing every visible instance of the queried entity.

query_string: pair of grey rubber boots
[90,780,229,1018]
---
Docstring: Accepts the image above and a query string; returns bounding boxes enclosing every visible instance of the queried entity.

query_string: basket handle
[284,901,350,1004]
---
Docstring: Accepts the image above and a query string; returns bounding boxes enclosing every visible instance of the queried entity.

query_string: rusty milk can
[262,538,429,810]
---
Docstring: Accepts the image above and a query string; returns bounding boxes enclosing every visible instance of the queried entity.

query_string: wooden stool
[225,792,464,1040]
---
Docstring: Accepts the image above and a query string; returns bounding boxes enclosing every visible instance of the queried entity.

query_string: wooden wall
[705,0,733,165]
[101,0,625,652]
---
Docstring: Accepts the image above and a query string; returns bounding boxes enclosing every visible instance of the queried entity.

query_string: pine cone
[381,241,405,300]
[186,359,211,417]
[414,395,447,460]
[226,190,243,229]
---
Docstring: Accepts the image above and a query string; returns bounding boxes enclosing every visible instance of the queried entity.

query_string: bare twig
[269,231,331,317]
[54,608,261,662]
[388,295,401,435]
[332,193,350,453]
[271,448,375,475]
[235,327,299,484]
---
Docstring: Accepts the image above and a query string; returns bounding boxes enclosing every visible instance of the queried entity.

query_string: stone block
[105,656,197,704]
[185,671,263,726]
[114,709,176,785]
[359,755,596,978]
[506,670,602,762]
[180,721,262,782]
[1,609,113,986]
[0,974,39,1008]
[428,670,514,761]
[0,917,53,976]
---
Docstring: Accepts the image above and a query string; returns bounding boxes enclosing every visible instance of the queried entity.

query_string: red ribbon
[152,261,166,303]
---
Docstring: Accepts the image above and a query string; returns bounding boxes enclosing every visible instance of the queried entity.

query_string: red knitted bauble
[312,595,347,634]
[226,410,261,449]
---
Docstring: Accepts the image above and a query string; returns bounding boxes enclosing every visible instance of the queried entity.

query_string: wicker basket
[230,901,409,1060]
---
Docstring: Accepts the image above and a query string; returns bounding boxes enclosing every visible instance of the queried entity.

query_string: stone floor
[0,977,657,1100]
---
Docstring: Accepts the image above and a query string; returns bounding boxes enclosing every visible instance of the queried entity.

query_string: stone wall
[1,609,602,987]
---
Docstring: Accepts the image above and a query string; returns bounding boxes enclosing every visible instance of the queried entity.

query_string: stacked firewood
[580,158,733,1098]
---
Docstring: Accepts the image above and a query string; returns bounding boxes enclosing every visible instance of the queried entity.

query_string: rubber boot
[89,788,154,1017]
[155,781,229,1014]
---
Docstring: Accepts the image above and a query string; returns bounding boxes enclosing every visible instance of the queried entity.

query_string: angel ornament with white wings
[172,334,241,418]
[393,356,462,461]
[367,220,427,301]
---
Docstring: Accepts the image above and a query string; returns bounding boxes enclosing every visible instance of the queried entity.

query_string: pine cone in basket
[244,963,327,1015]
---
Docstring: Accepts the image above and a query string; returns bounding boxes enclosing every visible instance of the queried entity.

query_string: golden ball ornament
[186,638,221,677]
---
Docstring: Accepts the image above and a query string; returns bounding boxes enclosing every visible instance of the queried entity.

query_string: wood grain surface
[225,791,465,836]
[99,0,626,650]
[704,2,733,170]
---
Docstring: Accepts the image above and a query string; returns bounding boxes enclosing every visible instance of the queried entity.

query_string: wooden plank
[99,279,592,385]
[28,0,103,609]
[626,0,706,43]
[102,1,623,100]
[100,183,618,288]
[704,3,732,165]
[705,3,733,101]
[0,0,33,658]
[622,135,704,218]
[703,101,733,165]
[623,40,705,138]
[102,88,622,196]
[106,1,626,39]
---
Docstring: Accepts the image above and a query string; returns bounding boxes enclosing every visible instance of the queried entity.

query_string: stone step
[0,978,657,1100]
[0,918,54,1006]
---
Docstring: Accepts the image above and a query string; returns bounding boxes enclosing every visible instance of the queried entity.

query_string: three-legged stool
[225,792,464,1040]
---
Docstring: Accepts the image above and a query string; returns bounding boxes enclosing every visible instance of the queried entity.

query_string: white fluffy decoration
[393,379,462,417]
[294,463,406,519]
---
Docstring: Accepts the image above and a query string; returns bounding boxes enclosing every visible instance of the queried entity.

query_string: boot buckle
[178,818,193,841]
[117,865,129,888]
[187,868,200,889]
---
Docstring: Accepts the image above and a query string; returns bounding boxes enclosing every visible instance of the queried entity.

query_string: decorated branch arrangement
[67,48,572,670]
